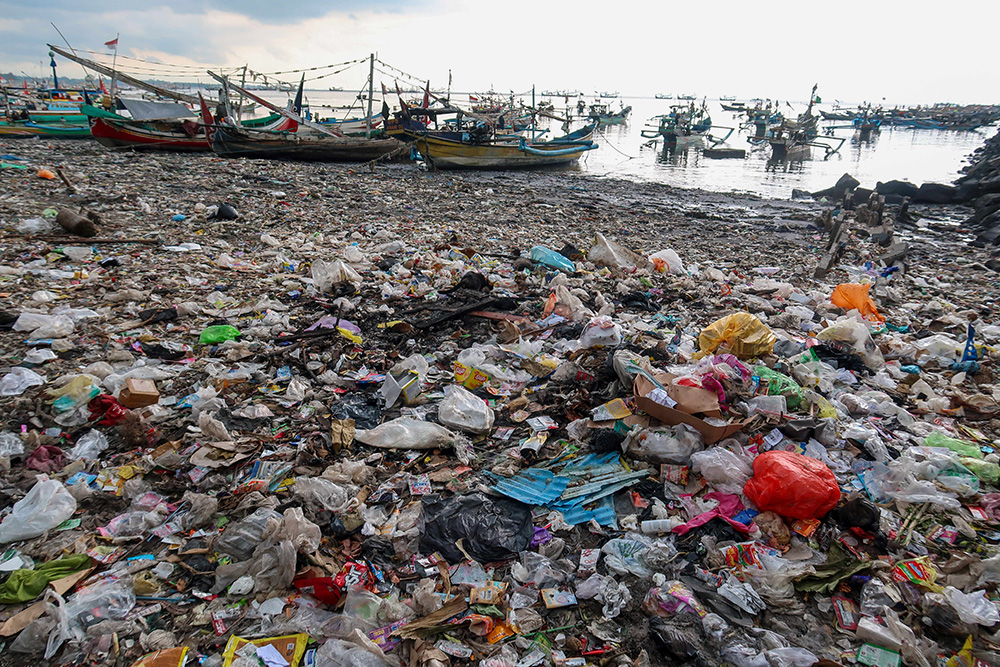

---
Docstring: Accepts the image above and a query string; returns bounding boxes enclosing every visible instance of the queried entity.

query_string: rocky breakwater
[956,128,1000,250]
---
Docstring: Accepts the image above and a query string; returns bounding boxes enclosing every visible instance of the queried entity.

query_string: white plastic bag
[691,448,753,492]
[68,429,109,461]
[588,233,649,271]
[438,385,494,435]
[0,477,78,543]
[579,316,623,348]
[356,417,456,450]
[943,586,1000,625]
[625,424,704,465]
[0,367,46,396]
[312,259,361,292]
[650,248,685,275]
[0,432,24,456]
[12,313,74,339]
[817,317,884,369]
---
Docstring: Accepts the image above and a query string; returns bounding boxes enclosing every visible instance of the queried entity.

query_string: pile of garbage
[0,143,999,667]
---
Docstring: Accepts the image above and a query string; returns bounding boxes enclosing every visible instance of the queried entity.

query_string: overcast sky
[1,0,996,105]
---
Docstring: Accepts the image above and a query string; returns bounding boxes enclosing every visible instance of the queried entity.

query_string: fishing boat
[211,125,400,161]
[654,94,673,100]
[0,119,91,138]
[317,112,384,135]
[820,109,855,121]
[761,85,844,160]
[641,102,712,146]
[719,95,737,102]
[410,124,597,170]
[598,91,619,98]
[720,101,747,112]
[588,103,631,124]
[677,94,696,101]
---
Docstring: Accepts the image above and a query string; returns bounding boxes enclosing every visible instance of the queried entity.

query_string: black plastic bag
[329,393,382,430]
[419,493,533,564]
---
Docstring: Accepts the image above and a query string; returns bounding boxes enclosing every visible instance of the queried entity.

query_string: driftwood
[55,208,98,237]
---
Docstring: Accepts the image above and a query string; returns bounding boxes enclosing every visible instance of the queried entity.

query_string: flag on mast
[104,38,118,50]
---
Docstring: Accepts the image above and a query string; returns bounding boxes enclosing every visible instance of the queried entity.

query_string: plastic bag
[817,318,884,369]
[743,451,840,520]
[697,313,776,359]
[530,245,575,272]
[924,431,981,459]
[198,325,241,344]
[437,385,494,435]
[650,248,685,274]
[0,476,78,543]
[579,316,623,348]
[68,429,109,461]
[764,647,819,667]
[588,233,648,271]
[543,284,592,322]
[356,417,456,451]
[0,367,46,396]
[419,493,533,563]
[214,538,297,594]
[943,587,999,626]
[626,424,704,465]
[831,283,884,323]
[312,258,361,292]
[13,313,74,338]
[752,365,805,411]
[216,508,284,560]
[0,432,24,456]
[691,448,753,492]
[293,477,356,513]
[601,534,655,578]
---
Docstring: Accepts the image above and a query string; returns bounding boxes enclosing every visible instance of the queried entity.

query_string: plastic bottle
[641,519,676,534]
[529,246,575,273]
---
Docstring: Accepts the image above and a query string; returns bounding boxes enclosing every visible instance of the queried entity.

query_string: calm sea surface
[251,90,992,199]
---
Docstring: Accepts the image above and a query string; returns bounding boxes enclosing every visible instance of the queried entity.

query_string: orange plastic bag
[696,312,775,360]
[36,169,56,180]
[743,451,841,520]
[830,283,884,323]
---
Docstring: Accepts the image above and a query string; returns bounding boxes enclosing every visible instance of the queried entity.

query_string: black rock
[914,182,958,204]
[875,180,919,198]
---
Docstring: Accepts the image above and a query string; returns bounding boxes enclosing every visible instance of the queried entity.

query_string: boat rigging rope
[595,128,639,159]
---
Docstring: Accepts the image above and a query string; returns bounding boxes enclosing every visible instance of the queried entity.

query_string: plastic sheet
[831,283,885,323]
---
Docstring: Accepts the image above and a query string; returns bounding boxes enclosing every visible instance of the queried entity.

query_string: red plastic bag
[743,451,841,520]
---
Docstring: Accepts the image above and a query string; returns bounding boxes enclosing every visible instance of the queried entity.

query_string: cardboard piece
[633,372,750,444]
[393,597,468,640]
[119,378,160,408]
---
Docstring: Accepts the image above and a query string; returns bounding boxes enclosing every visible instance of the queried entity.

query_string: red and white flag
[104,38,118,50]
[468,95,478,102]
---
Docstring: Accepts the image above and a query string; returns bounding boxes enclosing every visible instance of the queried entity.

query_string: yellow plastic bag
[831,283,885,323]
[223,634,309,667]
[696,313,776,360]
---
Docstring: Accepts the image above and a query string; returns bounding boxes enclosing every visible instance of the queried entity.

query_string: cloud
[1,0,997,104]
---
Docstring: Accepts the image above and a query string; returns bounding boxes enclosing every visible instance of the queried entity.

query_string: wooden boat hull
[0,120,91,138]
[771,141,810,160]
[414,134,595,169]
[212,127,401,162]
[89,116,210,151]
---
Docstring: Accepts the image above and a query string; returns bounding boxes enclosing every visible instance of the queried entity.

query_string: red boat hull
[88,117,210,152]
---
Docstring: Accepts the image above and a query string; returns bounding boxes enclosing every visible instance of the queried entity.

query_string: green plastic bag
[959,457,1000,485]
[924,431,982,459]
[753,365,805,411]
[199,325,241,345]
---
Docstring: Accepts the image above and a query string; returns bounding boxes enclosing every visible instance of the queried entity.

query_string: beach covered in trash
[0,138,999,667]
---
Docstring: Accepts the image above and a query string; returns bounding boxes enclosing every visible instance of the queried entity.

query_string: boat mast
[366,53,374,138]
[109,33,119,99]
[239,64,248,122]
